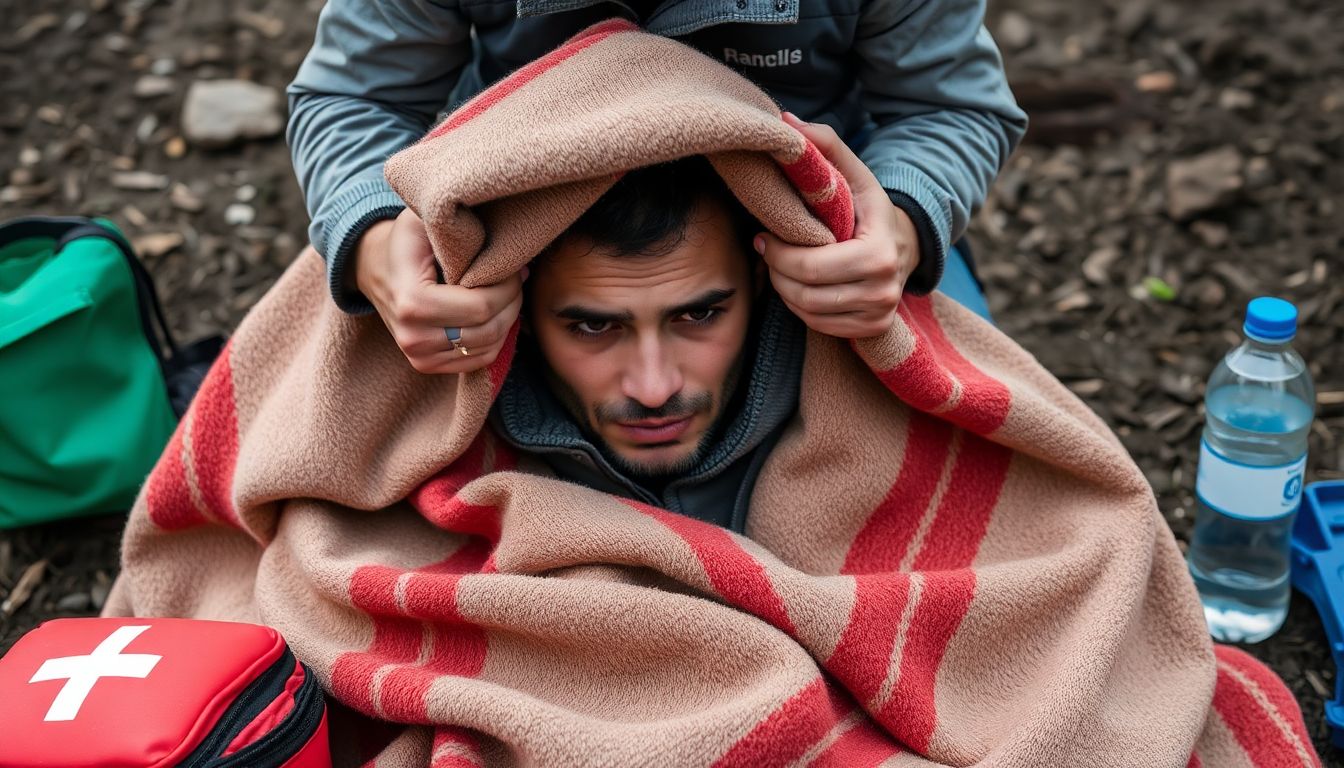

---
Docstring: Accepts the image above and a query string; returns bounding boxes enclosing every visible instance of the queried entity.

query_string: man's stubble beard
[544,348,750,483]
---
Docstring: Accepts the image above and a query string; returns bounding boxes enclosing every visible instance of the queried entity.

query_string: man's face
[528,201,755,480]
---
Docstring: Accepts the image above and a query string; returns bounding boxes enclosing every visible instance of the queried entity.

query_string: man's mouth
[615,416,694,445]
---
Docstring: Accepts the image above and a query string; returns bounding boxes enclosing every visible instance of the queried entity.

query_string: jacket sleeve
[854,0,1027,294]
[286,0,471,313]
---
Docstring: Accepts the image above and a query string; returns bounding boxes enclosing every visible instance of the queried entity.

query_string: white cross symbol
[27,625,162,722]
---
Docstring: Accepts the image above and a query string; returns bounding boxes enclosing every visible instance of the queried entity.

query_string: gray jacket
[287,0,1027,312]
[491,294,805,531]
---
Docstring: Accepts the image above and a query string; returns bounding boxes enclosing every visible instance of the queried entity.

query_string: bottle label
[1196,439,1306,520]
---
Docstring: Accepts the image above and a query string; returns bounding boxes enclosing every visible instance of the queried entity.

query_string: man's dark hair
[554,156,759,258]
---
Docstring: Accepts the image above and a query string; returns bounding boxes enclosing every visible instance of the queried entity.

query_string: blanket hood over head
[108,20,1320,768]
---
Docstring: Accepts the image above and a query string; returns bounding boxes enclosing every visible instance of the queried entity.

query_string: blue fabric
[941,244,992,323]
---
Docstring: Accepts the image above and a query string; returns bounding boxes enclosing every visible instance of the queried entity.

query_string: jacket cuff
[317,180,406,315]
[874,166,952,296]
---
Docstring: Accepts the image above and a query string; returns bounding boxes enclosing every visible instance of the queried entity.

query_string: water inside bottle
[1190,386,1312,643]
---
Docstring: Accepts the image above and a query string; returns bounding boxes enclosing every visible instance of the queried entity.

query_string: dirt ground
[3,0,1343,760]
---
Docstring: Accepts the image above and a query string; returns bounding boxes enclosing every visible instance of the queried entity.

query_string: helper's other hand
[755,112,919,340]
[355,208,524,374]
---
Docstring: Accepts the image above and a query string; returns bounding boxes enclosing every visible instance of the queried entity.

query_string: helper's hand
[754,112,919,339]
[355,208,523,374]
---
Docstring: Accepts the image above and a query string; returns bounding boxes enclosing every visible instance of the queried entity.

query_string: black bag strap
[0,216,181,368]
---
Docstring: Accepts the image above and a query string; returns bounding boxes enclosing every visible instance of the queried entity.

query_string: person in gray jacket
[287,0,1026,375]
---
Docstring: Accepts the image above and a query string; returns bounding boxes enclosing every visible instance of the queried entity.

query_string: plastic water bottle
[1187,297,1315,643]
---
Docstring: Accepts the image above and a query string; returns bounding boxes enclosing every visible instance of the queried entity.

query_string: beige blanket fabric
[108,20,1319,768]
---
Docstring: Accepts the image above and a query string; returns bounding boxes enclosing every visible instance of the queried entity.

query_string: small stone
[133,74,176,98]
[164,136,187,158]
[225,203,256,226]
[1244,157,1274,189]
[111,170,169,191]
[1136,71,1178,94]
[235,184,257,202]
[121,205,149,228]
[182,80,284,148]
[89,582,110,611]
[1190,220,1230,248]
[14,13,60,44]
[1054,291,1093,312]
[996,11,1034,51]
[1068,379,1106,397]
[170,183,204,212]
[9,168,34,186]
[36,105,64,125]
[110,155,135,172]
[56,593,91,612]
[1165,146,1244,220]
[1218,88,1255,111]
[150,57,177,76]
[1082,247,1122,285]
[132,232,185,259]
[234,9,285,38]
[136,114,159,142]
[19,146,41,166]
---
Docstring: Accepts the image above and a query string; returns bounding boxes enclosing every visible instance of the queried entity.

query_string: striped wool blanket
[108,21,1319,767]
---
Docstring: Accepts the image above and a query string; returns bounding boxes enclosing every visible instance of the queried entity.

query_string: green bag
[0,217,182,528]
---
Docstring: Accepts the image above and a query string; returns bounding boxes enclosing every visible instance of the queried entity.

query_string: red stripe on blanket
[1212,646,1321,767]
[879,568,976,753]
[145,418,206,530]
[423,20,636,142]
[842,412,955,574]
[811,718,902,767]
[712,677,851,767]
[825,574,912,706]
[873,325,956,414]
[187,345,242,527]
[778,138,855,241]
[331,545,493,721]
[911,432,1010,571]
[1188,754,1203,768]
[901,296,1012,435]
[637,503,797,635]
[412,431,516,542]
[432,726,482,768]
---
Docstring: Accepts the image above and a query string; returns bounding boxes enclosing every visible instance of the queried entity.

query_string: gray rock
[111,170,169,191]
[1165,147,1244,220]
[225,203,256,226]
[133,74,175,99]
[996,12,1035,51]
[182,80,284,148]
[57,592,91,612]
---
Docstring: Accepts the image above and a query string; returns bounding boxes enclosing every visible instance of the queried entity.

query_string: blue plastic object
[1245,296,1298,342]
[1290,480,1344,748]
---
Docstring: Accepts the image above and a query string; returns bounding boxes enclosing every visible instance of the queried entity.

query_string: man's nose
[621,335,683,409]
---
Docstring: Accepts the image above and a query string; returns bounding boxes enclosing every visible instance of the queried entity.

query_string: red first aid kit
[0,617,331,768]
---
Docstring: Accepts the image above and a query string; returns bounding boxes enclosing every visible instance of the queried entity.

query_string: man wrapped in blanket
[287,0,1027,375]
[108,21,1321,768]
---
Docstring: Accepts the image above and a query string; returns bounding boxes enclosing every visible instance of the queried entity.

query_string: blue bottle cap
[1244,296,1298,342]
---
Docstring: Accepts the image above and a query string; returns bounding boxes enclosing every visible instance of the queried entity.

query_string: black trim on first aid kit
[177,648,325,768]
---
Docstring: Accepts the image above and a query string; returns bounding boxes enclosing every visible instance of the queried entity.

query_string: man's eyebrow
[554,289,737,324]
[665,289,737,318]
[554,305,635,323]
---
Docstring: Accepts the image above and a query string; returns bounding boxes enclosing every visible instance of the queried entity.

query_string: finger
[769,268,892,318]
[411,341,505,375]
[443,290,523,351]
[757,231,899,286]
[778,294,896,340]
[412,273,524,327]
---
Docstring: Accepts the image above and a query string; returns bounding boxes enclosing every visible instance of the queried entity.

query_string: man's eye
[680,308,719,324]
[572,320,613,336]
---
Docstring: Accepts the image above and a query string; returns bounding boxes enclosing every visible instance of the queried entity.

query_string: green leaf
[1144,276,1177,302]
